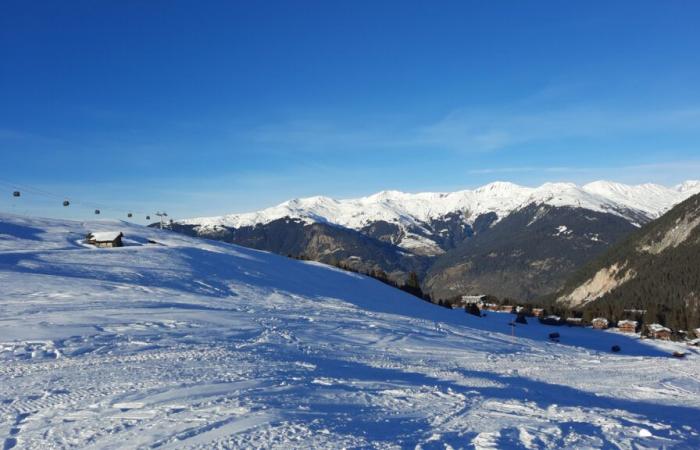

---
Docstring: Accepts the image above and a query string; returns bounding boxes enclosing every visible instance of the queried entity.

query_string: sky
[1,1,700,221]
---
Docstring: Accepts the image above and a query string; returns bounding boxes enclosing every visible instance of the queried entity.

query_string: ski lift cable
[0,177,164,221]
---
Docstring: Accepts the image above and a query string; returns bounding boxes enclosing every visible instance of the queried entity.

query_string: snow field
[1,214,699,449]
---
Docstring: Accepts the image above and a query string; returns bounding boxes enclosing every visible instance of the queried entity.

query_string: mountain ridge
[180,180,700,251]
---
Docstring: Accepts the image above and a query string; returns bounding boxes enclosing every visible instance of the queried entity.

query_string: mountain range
[169,180,700,301]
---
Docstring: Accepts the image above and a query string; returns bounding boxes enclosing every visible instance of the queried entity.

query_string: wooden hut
[617,320,638,333]
[565,317,584,326]
[591,317,609,329]
[540,315,562,325]
[646,323,672,340]
[86,231,124,248]
[531,308,544,318]
[499,305,514,313]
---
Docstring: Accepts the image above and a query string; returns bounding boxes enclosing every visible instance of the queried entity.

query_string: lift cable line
[0,177,168,224]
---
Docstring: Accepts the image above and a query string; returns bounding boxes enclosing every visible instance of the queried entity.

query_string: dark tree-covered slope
[553,193,700,331]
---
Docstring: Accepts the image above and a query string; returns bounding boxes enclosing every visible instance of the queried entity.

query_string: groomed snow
[1,213,700,449]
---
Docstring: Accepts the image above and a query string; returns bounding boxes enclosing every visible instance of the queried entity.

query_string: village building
[461,295,486,304]
[591,317,609,329]
[86,231,124,248]
[499,305,514,313]
[566,317,584,326]
[646,323,672,340]
[481,303,499,311]
[531,308,544,317]
[541,315,561,325]
[617,320,638,333]
[453,295,487,309]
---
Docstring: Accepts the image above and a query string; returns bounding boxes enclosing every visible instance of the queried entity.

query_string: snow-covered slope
[180,180,700,252]
[2,213,700,448]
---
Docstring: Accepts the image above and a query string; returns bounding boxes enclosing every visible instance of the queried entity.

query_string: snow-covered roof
[88,231,123,242]
[647,323,671,333]
[617,320,638,327]
[592,317,609,323]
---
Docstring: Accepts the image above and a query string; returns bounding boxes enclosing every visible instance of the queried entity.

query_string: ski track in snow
[1,213,700,449]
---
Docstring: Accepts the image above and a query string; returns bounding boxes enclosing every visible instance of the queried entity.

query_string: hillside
[425,204,638,301]
[555,193,700,331]
[2,213,700,448]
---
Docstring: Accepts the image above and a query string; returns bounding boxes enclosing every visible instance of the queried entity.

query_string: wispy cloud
[236,103,700,154]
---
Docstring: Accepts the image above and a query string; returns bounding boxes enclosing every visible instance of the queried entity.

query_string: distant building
[646,323,672,340]
[461,295,486,304]
[617,320,638,333]
[481,303,499,311]
[541,315,561,325]
[499,305,514,313]
[86,231,124,248]
[531,308,544,318]
[591,318,609,329]
[566,317,584,326]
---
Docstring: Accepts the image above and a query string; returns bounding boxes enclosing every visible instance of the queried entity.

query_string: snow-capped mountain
[165,180,700,301]
[2,213,700,448]
[180,180,700,254]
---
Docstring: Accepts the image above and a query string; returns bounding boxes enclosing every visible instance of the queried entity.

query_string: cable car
[127,212,133,218]
[12,191,20,197]
[95,209,100,215]
[63,200,70,207]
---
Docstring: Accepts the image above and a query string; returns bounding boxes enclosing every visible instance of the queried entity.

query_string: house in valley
[617,320,638,333]
[646,323,672,340]
[591,318,609,329]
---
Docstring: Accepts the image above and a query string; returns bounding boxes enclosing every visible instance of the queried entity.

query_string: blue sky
[1,1,700,221]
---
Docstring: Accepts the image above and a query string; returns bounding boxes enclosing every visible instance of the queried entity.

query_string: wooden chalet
[617,320,638,333]
[86,231,124,248]
[499,305,514,313]
[540,315,562,325]
[565,317,584,326]
[646,323,672,340]
[591,317,609,329]
[531,308,544,317]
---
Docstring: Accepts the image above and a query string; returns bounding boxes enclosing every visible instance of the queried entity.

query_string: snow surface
[2,213,700,449]
[180,180,700,253]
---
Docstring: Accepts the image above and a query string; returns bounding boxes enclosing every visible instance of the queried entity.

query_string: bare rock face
[556,263,636,308]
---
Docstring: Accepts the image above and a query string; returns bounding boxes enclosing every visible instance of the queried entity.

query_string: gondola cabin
[86,231,124,248]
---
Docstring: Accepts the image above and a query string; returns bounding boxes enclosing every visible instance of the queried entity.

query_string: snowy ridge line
[180,180,700,231]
